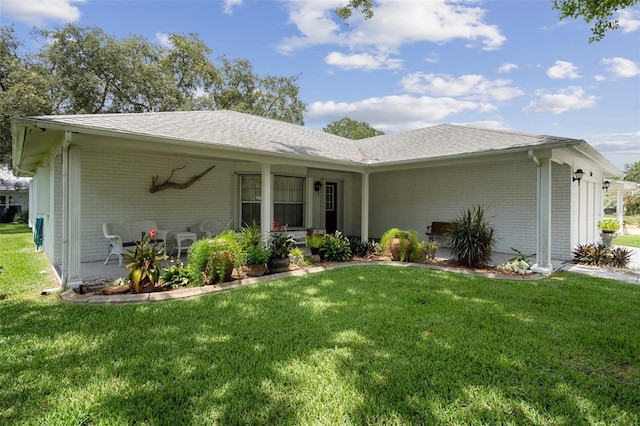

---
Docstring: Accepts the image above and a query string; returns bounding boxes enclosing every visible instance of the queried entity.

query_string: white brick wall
[81,149,240,262]
[369,158,573,260]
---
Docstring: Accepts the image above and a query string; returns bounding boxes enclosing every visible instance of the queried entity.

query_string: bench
[425,221,452,242]
[103,220,167,266]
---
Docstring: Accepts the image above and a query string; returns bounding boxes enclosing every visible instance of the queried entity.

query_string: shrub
[610,247,633,268]
[319,231,352,262]
[572,243,632,268]
[347,235,379,257]
[447,206,496,268]
[239,221,261,250]
[244,244,271,265]
[379,228,423,262]
[188,234,242,285]
[14,210,28,224]
[161,259,192,289]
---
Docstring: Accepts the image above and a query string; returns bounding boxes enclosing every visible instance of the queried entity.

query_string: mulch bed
[76,255,539,296]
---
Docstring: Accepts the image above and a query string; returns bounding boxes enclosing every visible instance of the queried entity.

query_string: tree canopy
[0,24,307,164]
[335,0,639,41]
[323,117,384,140]
[624,161,640,183]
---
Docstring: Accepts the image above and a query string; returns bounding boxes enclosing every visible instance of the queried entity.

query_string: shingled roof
[354,124,583,164]
[21,110,365,164]
[13,110,618,174]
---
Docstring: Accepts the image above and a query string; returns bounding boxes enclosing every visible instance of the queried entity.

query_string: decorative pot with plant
[379,228,422,262]
[421,241,440,260]
[598,218,619,247]
[188,232,242,285]
[122,229,167,293]
[244,244,271,277]
[268,231,296,273]
[305,232,324,255]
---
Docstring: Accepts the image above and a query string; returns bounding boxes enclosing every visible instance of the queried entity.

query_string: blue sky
[1,0,639,172]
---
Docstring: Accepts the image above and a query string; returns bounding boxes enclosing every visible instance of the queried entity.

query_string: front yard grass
[614,234,640,248]
[1,224,639,424]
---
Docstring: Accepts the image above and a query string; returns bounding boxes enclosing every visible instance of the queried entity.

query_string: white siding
[369,159,540,257]
[551,163,571,260]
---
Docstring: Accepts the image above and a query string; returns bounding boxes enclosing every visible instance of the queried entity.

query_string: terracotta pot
[390,236,411,261]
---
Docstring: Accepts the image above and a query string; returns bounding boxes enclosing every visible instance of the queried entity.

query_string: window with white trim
[239,175,305,228]
[240,175,261,227]
[274,176,305,227]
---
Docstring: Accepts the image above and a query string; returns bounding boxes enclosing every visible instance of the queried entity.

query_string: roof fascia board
[574,141,622,177]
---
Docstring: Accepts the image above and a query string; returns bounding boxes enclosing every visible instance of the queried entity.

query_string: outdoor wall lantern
[314,180,323,194]
[602,180,611,191]
[572,169,584,184]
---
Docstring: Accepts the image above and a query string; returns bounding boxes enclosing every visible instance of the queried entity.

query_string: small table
[169,231,198,257]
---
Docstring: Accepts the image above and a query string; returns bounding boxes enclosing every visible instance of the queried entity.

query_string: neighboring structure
[0,166,29,223]
[11,110,620,287]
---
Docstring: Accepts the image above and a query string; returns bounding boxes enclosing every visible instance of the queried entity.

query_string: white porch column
[531,157,553,274]
[616,189,624,233]
[361,172,369,242]
[62,133,82,287]
[261,163,272,242]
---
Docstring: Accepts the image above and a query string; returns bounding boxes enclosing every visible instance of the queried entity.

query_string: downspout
[528,150,541,269]
[42,135,70,295]
[60,134,71,287]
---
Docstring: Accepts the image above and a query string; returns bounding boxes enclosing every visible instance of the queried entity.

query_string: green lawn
[1,224,639,425]
[614,234,640,248]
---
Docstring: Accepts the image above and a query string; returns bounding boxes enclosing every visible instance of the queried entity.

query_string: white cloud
[1,0,85,25]
[451,120,512,131]
[523,86,597,114]
[401,72,524,102]
[156,33,173,48]
[277,0,506,56]
[587,131,640,170]
[324,51,403,70]
[223,0,243,15]
[594,75,607,82]
[498,63,518,74]
[308,94,490,132]
[425,53,440,64]
[618,9,640,33]
[602,57,640,78]
[547,60,582,79]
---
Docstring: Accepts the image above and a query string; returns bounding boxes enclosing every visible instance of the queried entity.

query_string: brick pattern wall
[369,159,554,258]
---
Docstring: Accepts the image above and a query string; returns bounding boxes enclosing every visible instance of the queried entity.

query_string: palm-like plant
[447,206,496,268]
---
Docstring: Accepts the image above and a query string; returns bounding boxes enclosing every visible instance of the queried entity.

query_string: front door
[325,182,338,234]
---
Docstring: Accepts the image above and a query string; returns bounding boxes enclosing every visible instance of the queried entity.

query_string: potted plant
[244,244,271,277]
[122,229,167,293]
[421,241,440,260]
[379,228,422,262]
[305,232,324,255]
[268,231,296,273]
[598,218,620,247]
[188,233,242,285]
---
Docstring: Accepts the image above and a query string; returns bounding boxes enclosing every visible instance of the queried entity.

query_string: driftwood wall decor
[149,164,215,193]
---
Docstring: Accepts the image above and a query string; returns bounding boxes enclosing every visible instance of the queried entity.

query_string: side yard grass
[1,224,639,424]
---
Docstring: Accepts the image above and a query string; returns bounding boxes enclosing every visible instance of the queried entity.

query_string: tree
[0,24,307,165]
[323,117,384,139]
[334,1,639,41]
[553,0,640,42]
[624,161,640,183]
